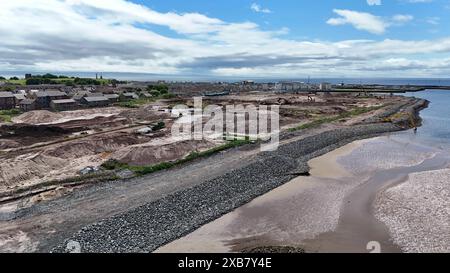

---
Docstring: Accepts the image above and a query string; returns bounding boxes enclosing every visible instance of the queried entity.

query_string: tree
[41,73,58,79]
[0,76,5,80]
[73,77,100,85]
[150,90,160,97]
[26,78,57,85]
[9,76,19,80]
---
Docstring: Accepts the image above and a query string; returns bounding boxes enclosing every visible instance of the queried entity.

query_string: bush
[41,73,59,79]
[26,78,57,85]
[146,84,169,93]
[151,121,165,131]
[161,93,175,99]
[101,159,128,170]
[73,77,101,85]
[0,109,22,122]
[150,90,160,97]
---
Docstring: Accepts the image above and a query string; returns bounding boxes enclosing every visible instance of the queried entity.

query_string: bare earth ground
[0,124,336,252]
[0,93,396,197]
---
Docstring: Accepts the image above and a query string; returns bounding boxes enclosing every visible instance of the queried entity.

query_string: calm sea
[399,90,450,150]
[2,71,450,85]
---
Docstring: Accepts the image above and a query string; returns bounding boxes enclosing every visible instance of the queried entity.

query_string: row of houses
[0,90,139,111]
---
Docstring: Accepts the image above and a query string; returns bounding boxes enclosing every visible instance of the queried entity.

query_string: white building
[319,82,332,91]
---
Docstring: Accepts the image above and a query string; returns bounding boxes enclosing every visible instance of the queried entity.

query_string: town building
[140,92,153,98]
[0,92,16,110]
[82,96,111,107]
[104,94,120,102]
[13,93,26,102]
[19,99,36,111]
[319,82,332,91]
[50,99,77,111]
[122,92,139,100]
[35,90,67,109]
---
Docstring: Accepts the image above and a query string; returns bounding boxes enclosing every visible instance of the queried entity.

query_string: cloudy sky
[1,0,450,79]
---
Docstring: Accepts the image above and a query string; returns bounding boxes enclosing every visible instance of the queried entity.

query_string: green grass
[0,109,22,122]
[102,139,252,176]
[289,106,383,132]
[116,93,176,108]
[4,79,26,85]
[2,78,113,86]
[116,98,155,108]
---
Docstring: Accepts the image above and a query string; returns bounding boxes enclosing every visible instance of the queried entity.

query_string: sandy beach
[157,132,449,253]
[375,168,450,253]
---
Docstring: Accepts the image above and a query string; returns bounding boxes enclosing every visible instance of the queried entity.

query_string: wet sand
[375,168,450,253]
[156,133,448,253]
[156,140,367,253]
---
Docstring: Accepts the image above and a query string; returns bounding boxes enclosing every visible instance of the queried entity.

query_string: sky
[1,0,450,79]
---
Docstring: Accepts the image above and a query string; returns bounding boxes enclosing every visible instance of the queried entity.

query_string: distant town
[0,73,430,114]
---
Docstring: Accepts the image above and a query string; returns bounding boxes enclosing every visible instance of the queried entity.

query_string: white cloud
[251,3,272,14]
[1,0,450,78]
[426,17,440,25]
[406,0,432,2]
[391,14,414,25]
[367,0,382,6]
[327,9,388,34]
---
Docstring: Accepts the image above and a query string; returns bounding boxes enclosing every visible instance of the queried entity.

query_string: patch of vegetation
[101,159,129,170]
[384,111,417,127]
[0,85,15,91]
[161,93,175,99]
[25,78,58,85]
[101,139,252,176]
[289,106,383,132]
[73,77,101,85]
[116,97,155,108]
[5,79,26,85]
[20,74,113,86]
[0,109,22,122]
[116,91,176,108]
[151,121,165,131]
[146,84,169,93]
[55,172,119,184]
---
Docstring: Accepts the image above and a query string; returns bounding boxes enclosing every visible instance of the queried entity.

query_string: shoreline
[157,132,447,253]
[155,141,366,253]
[50,98,429,253]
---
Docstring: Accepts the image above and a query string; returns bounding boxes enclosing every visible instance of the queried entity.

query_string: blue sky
[1,0,450,78]
[134,0,448,41]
